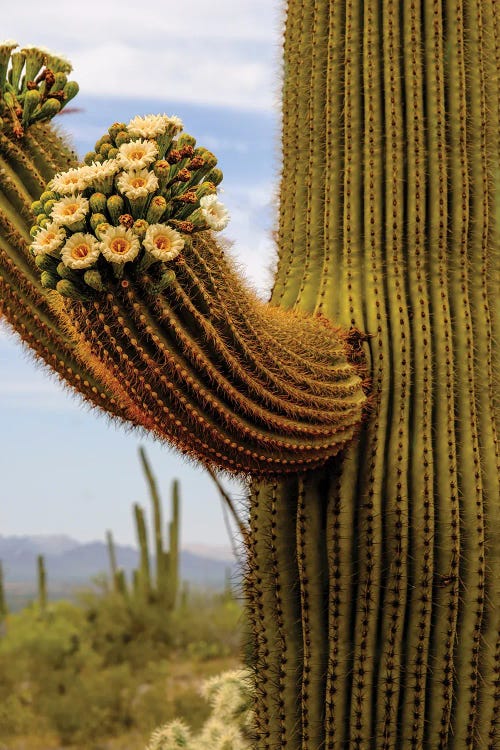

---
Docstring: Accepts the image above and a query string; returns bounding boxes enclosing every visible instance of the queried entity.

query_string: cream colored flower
[87,160,121,179]
[116,169,159,200]
[100,225,140,264]
[117,139,158,170]
[200,194,230,231]
[143,224,184,262]
[50,195,89,228]
[31,223,66,256]
[61,233,100,269]
[127,114,170,139]
[50,166,93,195]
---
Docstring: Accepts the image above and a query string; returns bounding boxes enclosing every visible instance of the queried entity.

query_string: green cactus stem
[0,0,498,745]
[133,503,152,600]
[37,553,47,611]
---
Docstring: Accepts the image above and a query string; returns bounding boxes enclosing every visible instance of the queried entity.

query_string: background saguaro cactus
[0,0,498,747]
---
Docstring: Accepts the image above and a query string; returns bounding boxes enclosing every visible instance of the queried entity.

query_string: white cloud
[6,0,283,111]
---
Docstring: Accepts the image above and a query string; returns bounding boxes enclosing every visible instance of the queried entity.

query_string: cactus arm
[139,446,165,595]
[37,553,47,610]
[167,479,179,609]
[133,503,151,599]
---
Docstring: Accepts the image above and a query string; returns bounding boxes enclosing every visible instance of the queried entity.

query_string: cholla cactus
[146,670,254,750]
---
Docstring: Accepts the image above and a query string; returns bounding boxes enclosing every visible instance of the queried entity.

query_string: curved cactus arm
[0,44,137,422]
[0,44,368,476]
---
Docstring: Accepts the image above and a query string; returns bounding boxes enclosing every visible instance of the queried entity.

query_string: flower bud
[32,97,61,122]
[53,72,67,91]
[89,193,107,214]
[35,253,58,272]
[84,269,105,291]
[56,278,88,300]
[90,213,108,232]
[107,195,125,224]
[63,80,79,103]
[146,195,167,223]
[108,122,127,141]
[132,219,148,239]
[31,200,44,216]
[40,270,59,289]
[40,190,57,205]
[21,88,40,126]
[115,130,131,147]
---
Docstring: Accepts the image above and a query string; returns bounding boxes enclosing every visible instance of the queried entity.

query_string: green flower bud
[40,190,57,205]
[177,133,196,149]
[30,224,41,238]
[107,147,119,160]
[107,195,125,225]
[95,222,111,240]
[115,130,131,147]
[43,200,56,216]
[196,181,217,199]
[206,168,223,186]
[21,88,40,125]
[36,214,49,227]
[35,253,58,272]
[99,142,113,158]
[56,279,88,300]
[83,269,105,292]
[132,219,148,239]
[90,212,108,232]
[57,261,79,281]
[84,151,97,166]
[89,193,107,214]
[108,122,127,141]
[93,153,104,164]
[94,134,112,152]
[53,72,67,91]
[146,269,176,295]
[31,200,44,216]
[32,97,61,122]
[40,270,59,289]
[196,148,218,169]
[146,195,167,223]
[63,80,79,104]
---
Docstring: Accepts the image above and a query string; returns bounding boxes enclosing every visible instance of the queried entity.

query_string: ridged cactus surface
[0,0,498,747]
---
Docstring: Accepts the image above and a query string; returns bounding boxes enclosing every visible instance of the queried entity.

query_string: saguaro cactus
[0,0,498,746]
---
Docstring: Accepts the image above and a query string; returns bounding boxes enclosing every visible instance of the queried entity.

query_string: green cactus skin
[0,0,498,746]
[37,553,47,611]
[133,503,152,601]
[242,0,498,748]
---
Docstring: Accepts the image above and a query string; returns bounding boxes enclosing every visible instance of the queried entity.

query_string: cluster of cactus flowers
[146,669,254,750]
[0,41,78,137]
[29,114,230,299]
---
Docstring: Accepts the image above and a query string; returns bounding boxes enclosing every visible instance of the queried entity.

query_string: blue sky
[0,1,282,551]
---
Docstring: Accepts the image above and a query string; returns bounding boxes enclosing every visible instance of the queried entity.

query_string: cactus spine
[0,1,498,747]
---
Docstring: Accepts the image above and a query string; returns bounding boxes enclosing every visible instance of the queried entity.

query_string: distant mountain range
[0,534,239,590]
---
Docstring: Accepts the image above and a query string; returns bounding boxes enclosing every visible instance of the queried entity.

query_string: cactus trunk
[244,0,500,748]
